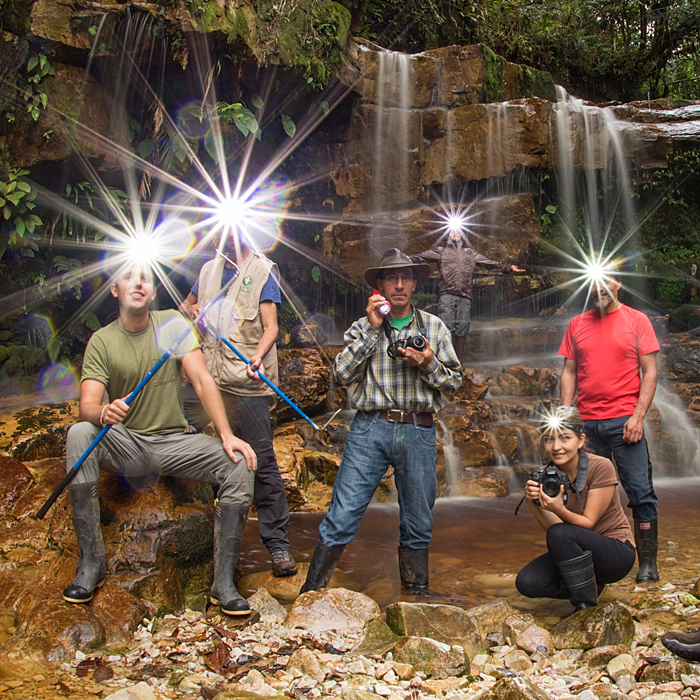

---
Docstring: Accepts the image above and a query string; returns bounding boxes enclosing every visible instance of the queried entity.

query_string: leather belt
[378,410,434,427]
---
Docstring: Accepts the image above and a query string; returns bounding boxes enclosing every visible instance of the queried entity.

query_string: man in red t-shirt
[559,274,660,582]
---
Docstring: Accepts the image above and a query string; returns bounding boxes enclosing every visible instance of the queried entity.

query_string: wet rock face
[275,349,332,424]
[0,455,223,659]
[3,59,119,171]
[324,197,539,287]
[341,40,557,109]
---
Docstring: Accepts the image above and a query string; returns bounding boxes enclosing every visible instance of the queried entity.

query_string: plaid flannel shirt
[334,308,463,413]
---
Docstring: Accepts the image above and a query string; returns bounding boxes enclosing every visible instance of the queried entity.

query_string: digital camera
[530,464,569,506]
[387,335,427,358]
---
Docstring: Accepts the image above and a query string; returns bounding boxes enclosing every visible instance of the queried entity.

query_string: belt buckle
[386,409,404,423]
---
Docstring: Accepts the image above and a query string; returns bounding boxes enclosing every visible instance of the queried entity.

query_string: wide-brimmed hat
[364,248,431,288]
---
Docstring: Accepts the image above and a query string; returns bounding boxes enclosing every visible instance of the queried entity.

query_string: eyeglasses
[380,273,415,284]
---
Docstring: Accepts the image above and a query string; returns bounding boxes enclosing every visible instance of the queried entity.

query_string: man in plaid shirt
[300,249,463,594]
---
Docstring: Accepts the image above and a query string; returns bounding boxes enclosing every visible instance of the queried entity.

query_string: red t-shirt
[559,304,660,420]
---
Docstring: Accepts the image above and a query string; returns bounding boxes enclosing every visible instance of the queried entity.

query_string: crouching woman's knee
[545,522,577,556]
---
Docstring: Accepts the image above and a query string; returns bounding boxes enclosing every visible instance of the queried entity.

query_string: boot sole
[209,595,251,616]
[271,567,298,577]
[62,578,106,604]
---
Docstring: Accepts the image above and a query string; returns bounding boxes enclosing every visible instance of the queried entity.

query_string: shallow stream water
[242,478,700,628]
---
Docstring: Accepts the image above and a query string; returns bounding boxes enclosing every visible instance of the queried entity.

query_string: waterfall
[550,86,636,248]
[372,51,413,213]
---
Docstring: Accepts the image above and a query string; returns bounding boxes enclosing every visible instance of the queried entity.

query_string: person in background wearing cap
[300,249,463,595]
[559,274,660,583]
[407,230,524,362]
[516,406,636,611]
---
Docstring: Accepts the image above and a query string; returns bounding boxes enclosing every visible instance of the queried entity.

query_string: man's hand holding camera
[396,339,434,367]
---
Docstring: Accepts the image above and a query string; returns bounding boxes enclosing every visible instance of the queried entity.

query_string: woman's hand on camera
[537,484,566,514]
[524,479,541,502]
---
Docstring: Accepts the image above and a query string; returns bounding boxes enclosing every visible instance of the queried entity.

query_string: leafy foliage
[350,0,700,100]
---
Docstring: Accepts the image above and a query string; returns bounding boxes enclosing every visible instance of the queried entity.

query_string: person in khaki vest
[180,238,297,577]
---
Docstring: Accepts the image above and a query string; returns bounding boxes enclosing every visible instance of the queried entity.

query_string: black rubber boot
[299,541,345,593]
[662,627,700,662]
[635,519,659,583]
[63,482,107,604]
[398,547,430,594]
[556,550,598,611]
[209,504,250,616]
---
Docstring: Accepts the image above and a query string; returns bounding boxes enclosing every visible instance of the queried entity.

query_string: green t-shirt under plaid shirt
[334,307,462,413]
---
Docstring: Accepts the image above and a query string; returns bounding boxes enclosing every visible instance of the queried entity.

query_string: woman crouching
[516,406,636,610]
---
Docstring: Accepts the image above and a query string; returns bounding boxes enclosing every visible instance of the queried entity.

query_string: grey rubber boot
[209,504,250,616]
[635,519,659,583]
[62,482,107,604]
[299,541,345,593]
[556,550,598,610]
[398,547,430,593]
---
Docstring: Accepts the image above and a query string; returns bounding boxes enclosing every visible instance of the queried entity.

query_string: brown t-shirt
[566,452,635,545]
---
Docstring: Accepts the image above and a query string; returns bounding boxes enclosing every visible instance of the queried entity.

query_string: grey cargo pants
[66,422,255,507]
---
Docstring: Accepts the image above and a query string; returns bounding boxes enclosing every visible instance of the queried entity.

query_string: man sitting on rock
[62,265,257,615]
[300,249,463,594]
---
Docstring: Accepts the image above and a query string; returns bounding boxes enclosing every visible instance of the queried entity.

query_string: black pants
[516,523,636,598]
[183,383,291,552]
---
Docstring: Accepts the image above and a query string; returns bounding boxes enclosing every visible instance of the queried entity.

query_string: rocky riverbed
[2,580,700,700]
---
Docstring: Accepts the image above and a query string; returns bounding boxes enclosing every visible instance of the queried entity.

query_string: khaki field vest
[198,253,279,396]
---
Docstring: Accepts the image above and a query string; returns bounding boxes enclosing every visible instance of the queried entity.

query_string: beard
[592,296,612,310]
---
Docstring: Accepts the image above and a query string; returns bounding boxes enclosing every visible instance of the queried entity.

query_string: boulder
[607,653,639,681]
[385,602,484,658]
[550,602,635,650]
[247,587,288,622]
[515,625,553,654]
[639,658,698,683]
[103,683,159,700]
[239,566,310,602]
[580,644,633,669]
[488,676,550,700]
[504,649,534,673]
[392,636,469,679]
[352,614,401,657]
[288,647,325,683]
[286,588,380,634]
[465,599,520,640]
[0,455,241,660]
[454,370,491,401]
[276,349,331,424]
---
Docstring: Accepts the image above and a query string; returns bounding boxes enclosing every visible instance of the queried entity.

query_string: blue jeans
[318,412,437,549]
[439,294,472,337]
[583,415,658,522]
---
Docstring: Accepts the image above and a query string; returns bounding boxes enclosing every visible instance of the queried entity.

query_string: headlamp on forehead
[537,406,584,436]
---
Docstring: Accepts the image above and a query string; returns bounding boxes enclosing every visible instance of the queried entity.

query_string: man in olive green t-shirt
[63,266,257,616]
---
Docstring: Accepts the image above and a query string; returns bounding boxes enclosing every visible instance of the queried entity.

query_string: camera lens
[542,478,562,497]
[411,336,426,351]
